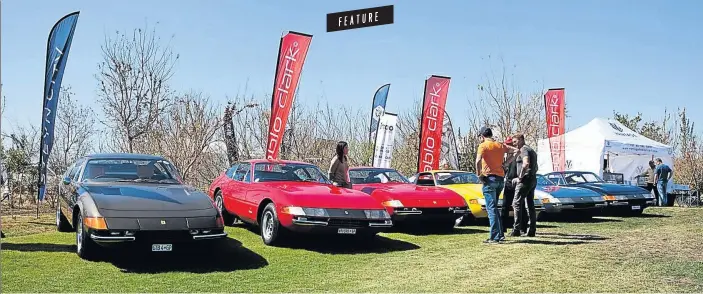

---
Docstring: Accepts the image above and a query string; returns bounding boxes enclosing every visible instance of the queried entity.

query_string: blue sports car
[545,171,655,215]
[534,174,608,215]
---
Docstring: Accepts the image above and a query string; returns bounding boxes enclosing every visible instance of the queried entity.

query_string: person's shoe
[510,230,521,237]
[483,239,498,244]
[526,231,536,237]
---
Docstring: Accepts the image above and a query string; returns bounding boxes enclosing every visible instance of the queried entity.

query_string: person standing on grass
[639,161,659,205]
[500,137,527,233]
[654,158,673,206]
[475,127,506,244]
[509,133,538,237]
[328,141,352,189]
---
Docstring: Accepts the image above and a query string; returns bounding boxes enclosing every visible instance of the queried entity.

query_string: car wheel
[75,211,99,260]
[215,191,235,225]
[260,203,285,246]
[56,203,72,232]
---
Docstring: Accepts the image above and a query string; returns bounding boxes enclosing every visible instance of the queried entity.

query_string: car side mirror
[62,176,71,185]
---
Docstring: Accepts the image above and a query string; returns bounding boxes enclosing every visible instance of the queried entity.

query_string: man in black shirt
[510,133,538,237]
[500,137,527,233]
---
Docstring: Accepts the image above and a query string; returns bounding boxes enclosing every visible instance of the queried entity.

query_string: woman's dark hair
[336,141,348,163]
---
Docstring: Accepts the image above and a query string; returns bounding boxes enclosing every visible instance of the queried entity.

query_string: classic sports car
[532,174,608,215]
[208,160,393,245]
[56,153,227,260]
[545,171,655,215]
[348,167,469,230]
[408,170,544,224]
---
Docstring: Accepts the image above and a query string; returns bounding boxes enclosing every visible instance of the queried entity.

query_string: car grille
[325,218,369,228]
[396,207,460,215]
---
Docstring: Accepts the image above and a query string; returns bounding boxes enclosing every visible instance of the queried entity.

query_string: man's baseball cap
[478,126,493,137]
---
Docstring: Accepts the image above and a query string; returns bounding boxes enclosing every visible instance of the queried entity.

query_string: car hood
[572,182,648,195]
[537,185,603,198]
[354,183,466,207]
[261,182,385,210]
[82,182,214,211]
[440,183,484,200]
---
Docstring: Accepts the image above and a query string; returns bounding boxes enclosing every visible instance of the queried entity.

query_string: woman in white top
[328,141,352,188]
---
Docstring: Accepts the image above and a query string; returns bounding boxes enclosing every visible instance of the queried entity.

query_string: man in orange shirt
[475,127,507,243]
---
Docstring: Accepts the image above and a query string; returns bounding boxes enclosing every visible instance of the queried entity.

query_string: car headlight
[642,193,653,199]
[302,208,329,217]
[364,210,390,219]
[478,198,486,205]
[381,200,404,208]
[615,195,628,200]
[282,206,306,216]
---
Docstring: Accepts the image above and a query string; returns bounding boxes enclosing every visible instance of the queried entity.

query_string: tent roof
[556,117,671,149]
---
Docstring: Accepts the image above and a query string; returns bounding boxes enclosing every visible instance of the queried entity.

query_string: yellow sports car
[407,170,543,223]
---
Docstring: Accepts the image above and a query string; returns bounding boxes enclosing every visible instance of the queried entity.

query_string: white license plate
[151,244,173,252]
[631,205,641,210]
[337,228,356,235]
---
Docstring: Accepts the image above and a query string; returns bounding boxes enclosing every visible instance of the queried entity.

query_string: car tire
[75,211,100,260]
[56,203,72,232]
[215,191,235,226]
[260,203,285,246]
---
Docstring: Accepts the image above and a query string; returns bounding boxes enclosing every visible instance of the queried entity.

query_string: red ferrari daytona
[208,160,393,245]
[349,167,469,231]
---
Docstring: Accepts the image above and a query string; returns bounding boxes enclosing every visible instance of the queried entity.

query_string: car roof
[84,153,165,160]
[349,166,397,171]
[243,159,312,165]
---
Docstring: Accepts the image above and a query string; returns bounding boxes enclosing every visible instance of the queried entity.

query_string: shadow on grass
[536,232,609,241]
[106,237,267,273]
[1,242,74,253]
[279,234,420,254]
[633,213,671,218]
[541,213,622,224]
[510,239,590,246]
[399,227,486,236]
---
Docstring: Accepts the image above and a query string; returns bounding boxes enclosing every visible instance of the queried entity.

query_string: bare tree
[146,92,220,185]
[96,24,178,153]
[48,86,96,174]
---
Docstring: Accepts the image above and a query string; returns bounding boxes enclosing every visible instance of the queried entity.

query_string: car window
[349,169,408,184]
[434,172,479,185]
[71,159,86,181]
[253,162,330,184]
[225,164,239,179]
[233,164,250,182]
[80,158,180,184]
[416,173,435,186]
[546,174,564,185]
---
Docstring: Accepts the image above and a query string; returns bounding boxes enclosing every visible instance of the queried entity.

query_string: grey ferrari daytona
[55,153,227,260]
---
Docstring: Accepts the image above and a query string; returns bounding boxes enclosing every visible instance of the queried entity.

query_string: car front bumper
[542,202,608,213]
[390,206,469,223]
[286,216,393,235]
[89,228,227,246]
[605,198,656,210]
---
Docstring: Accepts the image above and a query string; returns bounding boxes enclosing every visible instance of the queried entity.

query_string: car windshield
[434,172,480,185]
[253,162,330,184]
[563,172,604,184]
[349,169,408,184]
[536,175,555,186]
[81,158,182,184]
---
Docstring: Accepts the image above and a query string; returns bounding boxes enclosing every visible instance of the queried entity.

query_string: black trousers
[645,183,659,205]
[513,179,537,235]
[501,183,527,233]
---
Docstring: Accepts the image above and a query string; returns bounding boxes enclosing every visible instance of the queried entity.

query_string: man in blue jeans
[654,158,673,206]
[475,127,508,244]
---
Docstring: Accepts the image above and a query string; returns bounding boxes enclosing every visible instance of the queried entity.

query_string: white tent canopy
[537,117,675,191]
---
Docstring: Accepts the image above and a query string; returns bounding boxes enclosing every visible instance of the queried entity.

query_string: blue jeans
[657,181,668,206]
[482,176,505,241]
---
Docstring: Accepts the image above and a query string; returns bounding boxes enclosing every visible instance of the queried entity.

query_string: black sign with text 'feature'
[327,5,394,32]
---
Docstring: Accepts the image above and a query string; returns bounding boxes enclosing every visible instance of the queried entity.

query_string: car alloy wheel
[76,216,83,253]
[215,196,224,213]
[262,211,274,241]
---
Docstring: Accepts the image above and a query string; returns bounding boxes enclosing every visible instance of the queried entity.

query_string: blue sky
[2,0,702,138]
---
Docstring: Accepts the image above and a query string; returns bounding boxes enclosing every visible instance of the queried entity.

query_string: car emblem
[433,201,437,204]
[160,220,166,225]
[344,211,349,215]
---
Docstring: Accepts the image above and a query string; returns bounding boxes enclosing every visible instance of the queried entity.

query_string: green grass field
[2,208,702,292]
